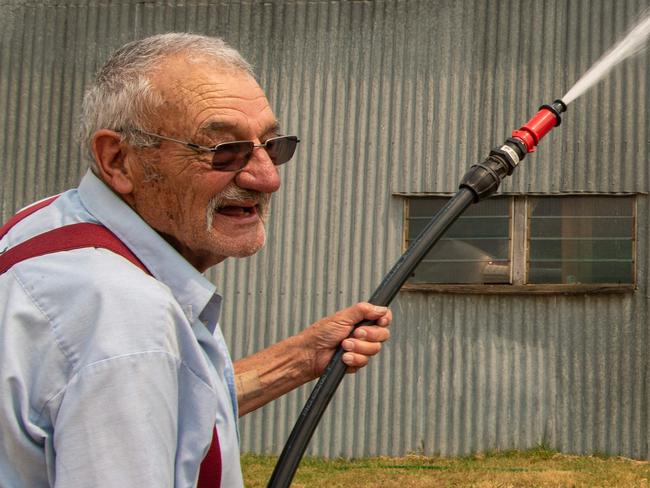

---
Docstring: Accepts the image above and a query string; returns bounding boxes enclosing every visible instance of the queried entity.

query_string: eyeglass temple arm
[137,129,214,152]
[137,129,299,152]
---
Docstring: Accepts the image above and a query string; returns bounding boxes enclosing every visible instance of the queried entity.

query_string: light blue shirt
[0,171,243,487]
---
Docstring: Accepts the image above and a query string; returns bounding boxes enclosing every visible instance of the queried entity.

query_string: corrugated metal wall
[2,0,650,459]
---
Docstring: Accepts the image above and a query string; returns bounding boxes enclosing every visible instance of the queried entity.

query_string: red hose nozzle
[511,99,567,152]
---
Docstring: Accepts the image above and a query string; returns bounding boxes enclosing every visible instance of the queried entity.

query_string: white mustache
[206,185,271,229]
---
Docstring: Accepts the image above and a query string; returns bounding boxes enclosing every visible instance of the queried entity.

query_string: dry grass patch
[241,447,650,487]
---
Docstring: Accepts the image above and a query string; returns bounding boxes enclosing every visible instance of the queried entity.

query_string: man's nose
[234,147,281,193]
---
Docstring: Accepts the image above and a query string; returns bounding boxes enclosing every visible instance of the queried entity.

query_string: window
[404,195,636,291]
[528,196,635,284]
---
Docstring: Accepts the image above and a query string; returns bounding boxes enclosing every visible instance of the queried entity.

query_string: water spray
[564,8,650,104]
[268,8,650,488]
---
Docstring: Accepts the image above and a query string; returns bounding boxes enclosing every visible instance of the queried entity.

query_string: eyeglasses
[133,129,300,172]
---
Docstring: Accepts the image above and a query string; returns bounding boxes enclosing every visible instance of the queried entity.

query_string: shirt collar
[77,170,222,332]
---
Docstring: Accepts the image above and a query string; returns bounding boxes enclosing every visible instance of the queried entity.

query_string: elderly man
[0,34,391,487]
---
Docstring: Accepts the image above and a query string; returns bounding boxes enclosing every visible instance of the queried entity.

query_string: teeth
[217,205,255,216]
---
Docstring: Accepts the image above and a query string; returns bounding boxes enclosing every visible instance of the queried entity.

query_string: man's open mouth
[206,188,270,231]
[217,204,258,217]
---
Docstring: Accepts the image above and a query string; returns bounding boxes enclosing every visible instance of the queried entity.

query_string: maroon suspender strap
[0,223,149,275]
[198,427,222,488]
[1,198,223,486]
[0,196,147,275]
[0,195,60,240]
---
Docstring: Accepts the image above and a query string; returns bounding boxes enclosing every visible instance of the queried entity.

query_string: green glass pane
[409,216,509,239]
[529,217,633,238]
[406,196,511,284]
[420,238,510,261]
[410,260,510,284]
[409,196,508,218]
[529,239,633,261]
[530,196,634,217]
[528,261,633,284]
[408,198,445,216]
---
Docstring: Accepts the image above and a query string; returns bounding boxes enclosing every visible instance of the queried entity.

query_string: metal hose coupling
[460,99,567,202]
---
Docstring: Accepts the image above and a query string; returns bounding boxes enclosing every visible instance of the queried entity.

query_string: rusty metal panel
[2,0,650,461]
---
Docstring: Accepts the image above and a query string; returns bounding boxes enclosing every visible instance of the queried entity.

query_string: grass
[241,446,650,487]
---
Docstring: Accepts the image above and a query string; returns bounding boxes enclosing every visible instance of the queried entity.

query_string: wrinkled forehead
[148,54,278,138]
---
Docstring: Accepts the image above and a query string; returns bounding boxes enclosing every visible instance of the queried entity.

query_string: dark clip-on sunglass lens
[210,136,300,171]
[265,136,299,165]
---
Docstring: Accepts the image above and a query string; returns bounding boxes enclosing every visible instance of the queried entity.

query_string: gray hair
[79,33,254,172]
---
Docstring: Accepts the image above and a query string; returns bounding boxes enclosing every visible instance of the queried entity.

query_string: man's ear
[92,129,135,195]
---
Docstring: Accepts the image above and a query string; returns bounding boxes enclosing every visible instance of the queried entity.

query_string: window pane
[528,196,635,284]
[407,197,511,284]
[529,218,632,238]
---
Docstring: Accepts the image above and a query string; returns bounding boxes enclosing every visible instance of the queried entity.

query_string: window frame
[399,194,637,295]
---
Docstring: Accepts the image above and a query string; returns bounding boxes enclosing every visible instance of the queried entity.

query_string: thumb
[334,302,389,326]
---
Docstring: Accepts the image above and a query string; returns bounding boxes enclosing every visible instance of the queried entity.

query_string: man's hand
[234,302,391,416]
[299,302,392,378]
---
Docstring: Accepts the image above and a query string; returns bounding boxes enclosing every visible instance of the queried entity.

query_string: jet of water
[563,8,650,105]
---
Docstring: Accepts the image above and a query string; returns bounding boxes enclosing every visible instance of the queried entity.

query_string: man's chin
[227,244,264,258]
[214,232,266,259]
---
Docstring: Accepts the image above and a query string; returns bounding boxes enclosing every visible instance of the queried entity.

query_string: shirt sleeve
[52,351,181,488]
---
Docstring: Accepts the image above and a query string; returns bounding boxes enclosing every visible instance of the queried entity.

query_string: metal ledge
[400,283,636,295]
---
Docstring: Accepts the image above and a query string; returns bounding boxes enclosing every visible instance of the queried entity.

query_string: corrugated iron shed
[2,0,650,458]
